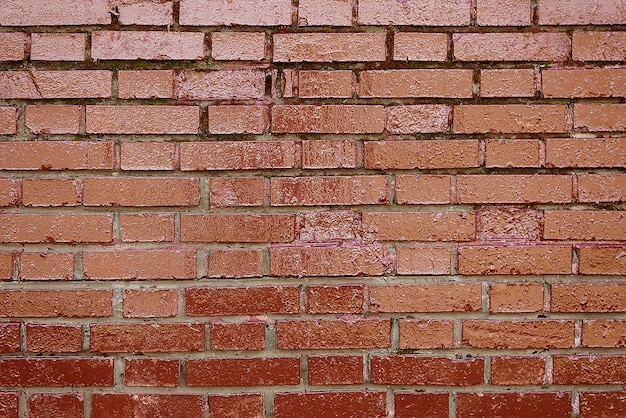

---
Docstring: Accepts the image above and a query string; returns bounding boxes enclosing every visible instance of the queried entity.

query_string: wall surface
[0,0,625,417]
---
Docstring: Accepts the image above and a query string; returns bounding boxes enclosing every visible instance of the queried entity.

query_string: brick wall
[0,0,625,417]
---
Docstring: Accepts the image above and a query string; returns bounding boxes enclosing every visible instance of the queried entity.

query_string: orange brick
[0,107,18,134]
[368,283,482,313]
[120,142,176,171]
[118,70,173,99]
[298,0,352,26]
[30,33,85,61]
[583,320,626,347]
[463,320,574,349]
[207,249,263,278]
[86,105,199,134]
[0,70,111,99]
[553,355,626,385]
[25,105,81,134]
[120,213,175,242]
[0,179,19,206]
[364,140,479,169]
[485,139,540,167]
[83,177,199,207]
[274,33,386,62]
[477,207,543,241]
[210,177,264,208]
[0,214,112,243]
[546,137,626,168]
[308,355,363,385]
[491,356,545,385]
[210,321,265,350]
[298,70,352,98]
[19,252,74,281]
[538,0,626,24]
[297,210,360,242]
[118,0,173,25]
[551,283,626,312]
[579,247,626,275]
[208,105,269,134]
[395,175,451,204]
[185,286,300,316]
[83,249,196,280]
[385,105,451,133]
[0,0,111,26]
[457,175,573,203]
[181,214,295,243]
[394,33,448,61]
[211,32,265,61]
[480,69,535,97]
[0,141,113,170]
[272,105,384,133]
[358,0,470,25]
[360,69,473,98]
[180,0,292,25]
[399,319,454,349]
[454,105,567,133]
[90,323,204,352]
[573,31,626,61]
[454,33,570,61]
[22,178,79,207]
[396,245,452,275]
[575,103,626,132]
[180,141,297,170]
[302,140,357,169]
[490,283,544,313]
[277,318,390,349]
[123,289,178,318]
[92,31,204,60]
[306,285,365,314]
[544,211,625,241]
[578,173,626,203]
[271,176,388,206]
[0,289,113,318]
[124,358,179,387]
[477,0,531,25]
[0,253,13,280]
[362,212,475,241]
[458,245,572,275]
[26,324,82,352]
[543,68,626,98]
[175,70,265,100]
[0,33,25,61]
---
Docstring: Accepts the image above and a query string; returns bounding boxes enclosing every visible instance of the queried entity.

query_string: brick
[92,31,204,60]
[370,355,484,385]
[30,33,85,61]
[120,213,175,242]
[481,69,535,97]
[554,355,626,385]
[551,283,626,312]
[86,105,199,134]
[0,71,111,99]
[477,207,542,241]
[583,320,626,347]
[361,70,472,98]
[22,178,79,207]
[123,289,178,318]
[458,245,572,275]
[385,105,451,133]
[358,0,470,25]
[211,32,265,61]
[491,356,545,385]
[546,137,626,168]
[396,175,451,204]
[0,393,18,418]
[308,355,363,385]
[0,0,111,25]
[208,105,269,134]
[579,174,626,203]
[0,179,18,206]
[185,286,299,316]
[180,0,292,25]
[454,105,567,133]
[579,247,626,275]
[0,289,112,318]
[394,33,448,61]
[175,70,265,100]
[274,392,387,418]
[490,283,544,313]
[274,33,385,62]
[573,32,626,61]
[25,105,81,134]
[0,214,112,243]
[181,214,295,242]
[543,68,626,98]
[26,324,82,353]
[0,358,113,386]
[368,283,482,313]
[0,33,25,61]
[538,0,626,25]
[186,357,300,386]
[90,323,204,352]
[84,249,196,280]
[19,252,74,281]
[364,140,479,169]
[399,319,454,349]
[0,253,12,280]
[118,0,173,25]
[298,0,352,26]
[0,107,17,135]
[270,246,390,277]
[297,210,361,242]
[209,394,264,418]
[396,245,452,275]
[458,175,572,203]
[0,323,20,352]
[456,392,571,418]
[298,70,353,98]
[272,175,388,206]
[362,212,475,241]
[118,70,173,99]
[83,177,199,207]
[485,139,540,167]
[92,394,204,418]
[277,318,390,349]
[575,103,626,132]
[29,393,83,418]
[124,358,179,387]
[302,140,357,169]
[272,105,384,133]
[207,249,263,278]
[395,393,449,418]
[580,392,626,418]
[210,321,265,350]
[462,320,574,349]
[181,141,297,171]
[0,141,114,170]
[120,142,176,171]
[454,33,570,61]
[306,285,364,314]
[477,0,532,25]
[544,211,625,241]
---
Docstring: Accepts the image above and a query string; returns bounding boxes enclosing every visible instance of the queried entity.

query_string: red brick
[0,323,20,352]
[207,249,263,278]
[490,283,544,313]
[186,357,300,386]
[371,355,484,385]
[538,0,626,25]
[358,0,469,25]
[92,394,204,418]
[298,70,353,98]
[180,0,292,25]
[22,178,79,207]
[0,214,112,243]
[485,139,540,167]
[124,358,179,387]
[297,210,361,242]
[29,393,83,418]
[554,355,626,385]
[0,179,18,206]
[544,211,625,241]
[209,394,264,418]
[19,252,74,281]
[478,206,543,242]
[477,0,531,25]
[120,142,176,170]
[0,107,17,135]
[579,173,626,203]
[123,289,178,318]
[118,0,173,25]
[457,392,571,418]
[26,324,82,353]
[84,249,196,280]
[0,253,12,280]
[579,247,626,275]
[454,105,567,133]
[394,33,448,61]
[395,175,451,204]
[90,323,204,353]
[583,320,626,347]
[274,33,385,62]
[83,177,199,207]
[575,103,626,132]
[0,0,111,25]
[270,245,390,277]
[272,175,387,206]
[30,33,85,61]
[368,283,481,313]
[454,33,570,61]
[118,70,173,99]
[0,141,114,170]
[302,140,357,169]
[25,105,81,135]
[211,32,265,61]
[580,392,626,418]
[463,320,574,349]
[481,69,535,97]
[298,0,352,26]
[306,285,364,314]
[86,105,199,134]
[120,213,175,242]
[208,105,269,134]
[0,358,113,386]
[396,245,452,275]
[182,214,295,242]
[361,70,472,98]
[544,68,626,98]
[181,141,297,170]
[458,245,572,275]
[185,286,300,316]
[308,355,363,385]
[272,105,384,133]
[0,71,111,99]
[364,140,479,169]
[274,392,386,418]
[385,105,451,133]
[175,70,265,100]
[362,212,475,241]
[457,175,573,203]
[92,31,204,60]
[210,321,265,350]
[395,392,449,418]
[573,31,626,61]
[551,283,626,312]
[399,319,454,349]
[277,318,390,349]
[491,356,545,385]
[0,33,25,61]
[546,137,626,168]
[0,289,112,318]
[0,393,18,418]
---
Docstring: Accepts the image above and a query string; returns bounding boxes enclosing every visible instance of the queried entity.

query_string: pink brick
[180,0,292,25]
[118,70,173,99]
[0,179,18,206]
[209,177,265,208]
[25,105,81,135]
[208,105,269,134]
[181,141,297,171]
[538,0,626,25]
[175,70,266,100]
[394,33,448,61]
[0,71,111,99]
[302,140,357,169]
[120,142,177,171]
[386,105,451,133]
[298,0,352,26]
[298,70,353,98]
[480,69,535,97]
[274,33,386,62]
[86,106,199,134]
[92,31,205,60]
[0,0,111,26]
[358,0,470,25]
[30,33,85,61]
[477,0,532,26]
[118,1,173,25]
[211,32,266,61]
[397,246,452,275]
[454,33,570,61]
[0,33,25,61]
[0,107,18,135]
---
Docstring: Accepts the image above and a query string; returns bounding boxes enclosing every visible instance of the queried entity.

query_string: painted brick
[83,249,196,280]
[211,32,266,61]
[458,245,572,275]
[179,0,292,26]
[186,357,300,386]
[385,105,451,133]
[368,283,482,313]
[454,105,567,133]
[90,323,204,352]
[185,286,300,316]
[394,33,448,61]
[454,33,570,61]
[361,70,472,98]
[477,0,532,26]
[553,355,626,385]
[485,139,540,167]
[490,283,544,313]
[399,319,454,349]
[92,394,204,418]
[274,33,386,62]
[364,140,479,169]
[573,31,626,61]
[22,178,80,207]
[583,320,626,347]
[210,321,265,350]
[25,105,81,135]
[551,283,626,312]
[120,213,175,242]
[543,68,626,98]
[0,358,113,386]
[0,323,20,352]
[308,355,363,385]
[30,33,85,61]
[545,137,626,168]
[19,252,74,281]
[0,71,111,99]
[538,0,626,25]
[0,0,111,26]
[575,103,626,132]
[358,0,470,25]
[306,285,364,314]
[0,252,11,280]
[92,31,204,60]
[395,393,449,418]
[207,249,263,278]
[0,214,112,243]
[208,105,269,134]
[579,247,626,275]
[123,289,178,318]
[175,70,265,100]
[0,33,25,61]
[544,211,625,241]
[209,394,264,418]
[118,0,173,25]
[395,175,452,204]
[580,392,626,418]
[480,207,543,242]
[86,105,199,134]
[29,393,83,418]
[297,210,361,242]
[456,392,571,418]
[578,173,626,203]
[272,105,384,133]
[26,324,82,353]
[277,318,390,349]
[491,356,546,385]
[298,70,353,98]
[180,141,297,171]
[362,212,475,241]
[0,141,114,170]
[396,245,452,275]
[481,69,535,97]
[302,140,358,169]
[274,392,387,418]
[83,177,199,207]
[118,70,173,99]
[462,320,574,349]
[298,0,352,26]
[124,358,179,387]
[120,142,176,171]
[370,355,484,385]
[181,214,295,242]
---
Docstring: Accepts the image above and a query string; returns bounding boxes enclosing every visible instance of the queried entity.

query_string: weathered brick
[457,392,571,418]
[385,105,451,133]
[186,357,300,386]
[394,33,448,61]
[578,174,626,203]
[0,107,17,135]
[120,213,175,242]
[26,324,82,353]
[358,0,470,25]
[83,177,199,207]
[0,253,11,280]
[124,358,179,387]
[395,175,452,204]
[361,70,472,98]
[478,206,543,242]
[181,214,295,242]
[0,358,113,386]
[0,179,18,207]
[399,319,454,349]
[306,285,364,314]
[19,252,74,281]
[274,392,387,418]
[0,214,112,243]
[458,245,572,275]
[575,103,626,132]
[90,323,204,352]
[462,320,574,349]
[211,32,266,61]
[490,283,544,313]
[0,323,20,352]
[481,69,535,97]
[179,0,292,25]
[543,68,626,98]
[368,283,482,313]
[538,0,626,25]
[298,0,352,26]
[30,33,85,61]
[362,212,475,241]
[298,70,353,98]
[545,137,626,168]
[580,392,626,418]
[30,393,83,418]
[272,105,384,133]
[308,355,363,385]
[83,249,196,280]
[118,0,173,25]
[118,70,173,99]
[0,33,25,61]
[0,289,112,318]
[25,105,81,135]
[208,105,269,134]
[573,32,626,61]
[454,33,570,61]
[181,141,297,171]
[0,0,111,26]
[209,394,264,418]
[22,178,80,207]
[120,142,177,171]
[0,141,114,170]
[302,140,357,169]
[370,355,484,385]
[395,393,449,418]
[92,394,204,418]
[457,175,573,203]
[297,210,361,242]
[123,289,178,318]
[477,0,532,25]
[553,355,626,384]
[485,139,540,167]
[396,245,452,275]
[491,356,546,385]
[454,105,567,133]
[86,105,199,134]
[210,177,265,208]
[210,321,265,351]
[583,320,626,347]
[0,393,18,418]
[175,70,266,100]
[92,31,204,60]
[185,286,300,316]
[551,283,626,312]
[0,71,111,99]
[207,249,263,278]
[364,140,479,169]
[544,211,625,241]
[274,33,386,62]
[277,318,390,349]
[579,247,626,275]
